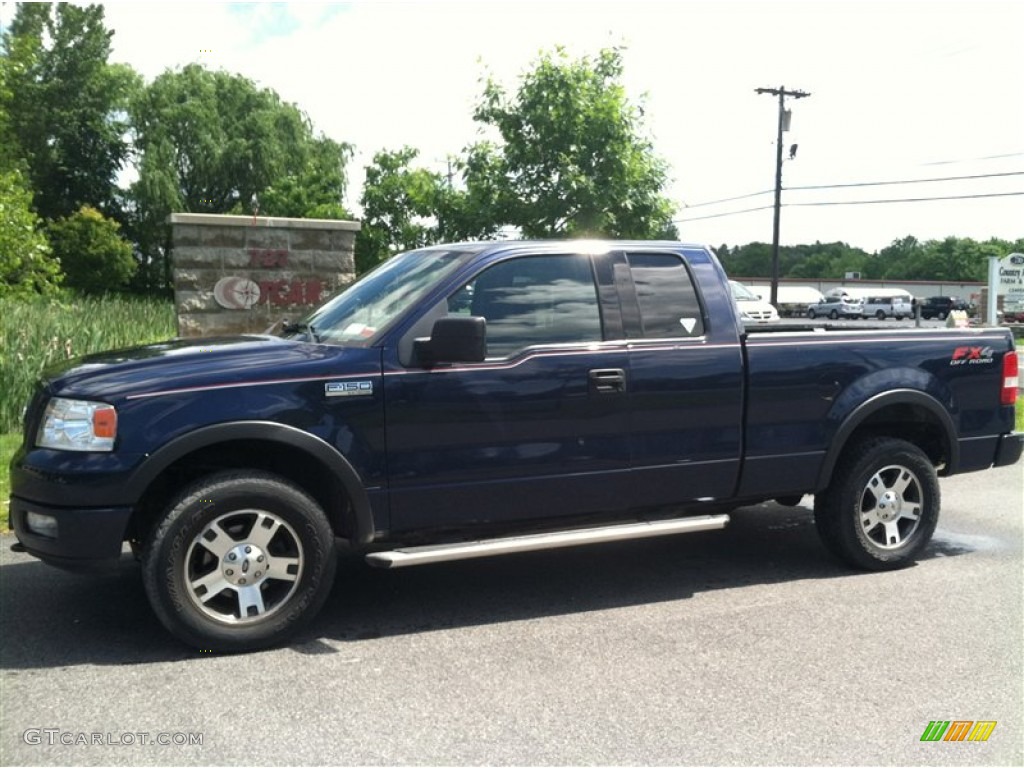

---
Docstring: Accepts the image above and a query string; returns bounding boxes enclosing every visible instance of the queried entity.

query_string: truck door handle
[589,368,627,394]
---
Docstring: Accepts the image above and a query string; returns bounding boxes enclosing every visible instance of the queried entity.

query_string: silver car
[807,295,864,320]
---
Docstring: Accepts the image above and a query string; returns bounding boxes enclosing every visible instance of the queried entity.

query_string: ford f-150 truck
[9,240,1022,651]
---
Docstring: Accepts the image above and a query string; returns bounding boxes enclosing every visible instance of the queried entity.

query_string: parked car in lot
[807,295,864,319]
[921,296,968,320]
[729,280,779,323]
[864,295,913,320]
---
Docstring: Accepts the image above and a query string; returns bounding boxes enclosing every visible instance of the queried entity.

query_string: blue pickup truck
[10,240,1022,650]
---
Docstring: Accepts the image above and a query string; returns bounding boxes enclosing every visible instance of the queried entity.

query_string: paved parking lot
[1,465,1021,766]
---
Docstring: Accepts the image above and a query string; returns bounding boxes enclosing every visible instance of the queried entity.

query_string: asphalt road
[1,465,1021,766]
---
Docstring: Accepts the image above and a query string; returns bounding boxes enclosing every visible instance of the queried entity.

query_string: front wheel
[814,437,939,570]
[142,471,337,652]
[876,310,886,320]
[807,309,817,319]
[829,309,840,320]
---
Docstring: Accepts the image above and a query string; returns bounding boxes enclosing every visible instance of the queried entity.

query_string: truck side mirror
[414,316,487,366]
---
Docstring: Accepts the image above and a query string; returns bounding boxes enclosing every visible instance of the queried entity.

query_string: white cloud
[101,0,1024,251]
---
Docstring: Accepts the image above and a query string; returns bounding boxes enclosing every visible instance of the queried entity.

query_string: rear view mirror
[414,316,487,366]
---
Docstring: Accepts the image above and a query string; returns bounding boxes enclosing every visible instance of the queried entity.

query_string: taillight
[1002,351,1019,406]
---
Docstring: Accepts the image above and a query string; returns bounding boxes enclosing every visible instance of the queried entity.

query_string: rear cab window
[624,252,706,338]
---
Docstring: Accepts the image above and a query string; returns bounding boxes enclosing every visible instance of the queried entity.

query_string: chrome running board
[365,514,729,569]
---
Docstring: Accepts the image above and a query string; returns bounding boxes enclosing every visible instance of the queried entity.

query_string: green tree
[0,169,62,296]
[47,205,136,294]
[128,63,348,290]
[469,46,677,239]
[876,236,925,280]
[0,3,138,220]
[720,242,772,277]
[259,136,354,220]
[874,236,1020,282]
[355,147,448,274]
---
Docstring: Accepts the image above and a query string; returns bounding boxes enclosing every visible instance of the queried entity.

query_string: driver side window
[449,255,602,358]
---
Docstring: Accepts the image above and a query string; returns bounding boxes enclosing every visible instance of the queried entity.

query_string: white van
[863,295,912,320]
[730,281,780,323]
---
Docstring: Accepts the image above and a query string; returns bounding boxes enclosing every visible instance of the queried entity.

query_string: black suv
[920,296,968,320]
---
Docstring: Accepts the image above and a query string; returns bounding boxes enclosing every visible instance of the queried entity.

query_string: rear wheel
[814,437,939,570]
[142,471,337,652]
[829,309,839,320]
[875,310,886,320]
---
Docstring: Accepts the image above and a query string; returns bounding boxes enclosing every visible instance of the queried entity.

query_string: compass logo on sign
[213,277,261,309]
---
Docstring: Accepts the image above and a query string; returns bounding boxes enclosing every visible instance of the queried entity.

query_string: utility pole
[755,86,810,306]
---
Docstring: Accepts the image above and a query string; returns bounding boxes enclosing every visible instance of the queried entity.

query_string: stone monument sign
[169,213,360,337]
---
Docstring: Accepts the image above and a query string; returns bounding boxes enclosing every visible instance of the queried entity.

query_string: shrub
[47,205,136,294]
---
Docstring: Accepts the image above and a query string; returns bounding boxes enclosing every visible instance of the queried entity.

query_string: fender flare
[126,421,375,545]
[815,389,958,490]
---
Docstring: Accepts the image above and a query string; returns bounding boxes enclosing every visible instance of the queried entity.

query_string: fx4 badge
[950,346,994,366]
[325,380,374,397]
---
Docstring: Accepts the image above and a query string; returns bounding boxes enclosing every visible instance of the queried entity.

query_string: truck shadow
[0,503,975,669]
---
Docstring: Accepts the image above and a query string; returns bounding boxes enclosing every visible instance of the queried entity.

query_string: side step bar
[365,514,729,569]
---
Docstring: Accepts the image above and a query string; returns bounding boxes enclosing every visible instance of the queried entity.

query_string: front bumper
[10,496,132,572]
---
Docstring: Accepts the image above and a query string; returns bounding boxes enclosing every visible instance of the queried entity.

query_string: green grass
[1,431,20,531]
[1,294,175,531]
[0,294,176,434]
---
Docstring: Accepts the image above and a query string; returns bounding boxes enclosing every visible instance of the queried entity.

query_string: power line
[922,151,1024,166]
[674,205,775,223]
[789,190,1024,206]
[683,189,774,208]
[674,190,1024,223]
[789,170,1024,191]
[682,170,1024,209]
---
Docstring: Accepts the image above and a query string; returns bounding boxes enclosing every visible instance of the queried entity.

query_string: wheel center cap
[877,491,902,522]
[222,544,268,586]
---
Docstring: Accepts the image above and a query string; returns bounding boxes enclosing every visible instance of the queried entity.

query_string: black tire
[829,309,839,320]
[937,311,947,321]
[875,310,886,320]
[142,471,337,652]
[814,437,939,570]
[807,309,817,319]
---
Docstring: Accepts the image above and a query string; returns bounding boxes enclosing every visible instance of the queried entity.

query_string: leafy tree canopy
[0,2,138,220]
[718,236,1024,283]
[0,169,62,297]
[469,46,677,239]
[355,147,449,274]
[127,63,351,290]
[258,136,354,220]
[129,63,314,218]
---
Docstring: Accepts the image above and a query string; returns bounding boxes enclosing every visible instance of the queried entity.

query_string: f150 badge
[325,380,374,397]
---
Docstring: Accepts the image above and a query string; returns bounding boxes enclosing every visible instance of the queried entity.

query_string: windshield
[729,281,761,302]
[287,247,475,345]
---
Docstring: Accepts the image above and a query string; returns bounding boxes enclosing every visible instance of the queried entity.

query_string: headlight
[37,398,117,452]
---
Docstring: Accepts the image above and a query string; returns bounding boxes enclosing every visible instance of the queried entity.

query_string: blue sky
[99,0,1023,251]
